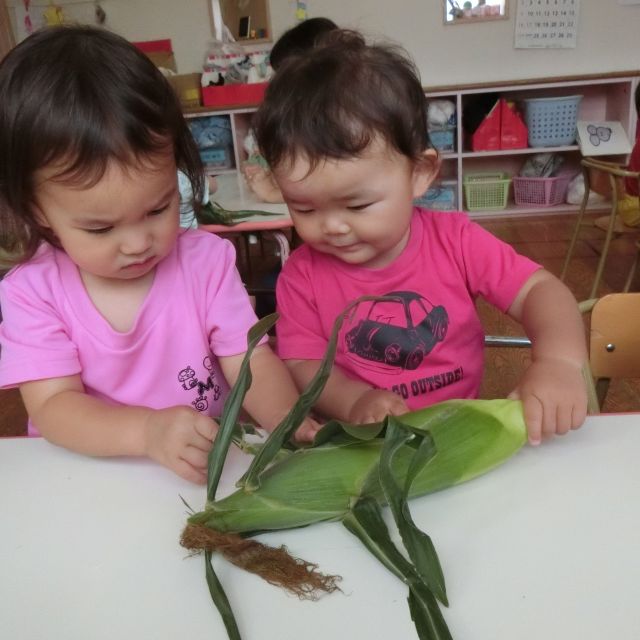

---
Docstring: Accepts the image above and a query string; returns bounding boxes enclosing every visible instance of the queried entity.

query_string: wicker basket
[464,173,511,211]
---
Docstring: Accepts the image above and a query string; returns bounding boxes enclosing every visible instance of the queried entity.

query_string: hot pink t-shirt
[276,209,541,409]
[0,230,261,435]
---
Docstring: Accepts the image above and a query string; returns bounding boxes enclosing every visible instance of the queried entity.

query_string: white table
[1,413,639,640]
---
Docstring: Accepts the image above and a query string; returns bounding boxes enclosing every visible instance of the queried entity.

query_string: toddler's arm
[285,358,409,424]
[507,269,588,445]
[20,375,217,484]
[218,345,322,442]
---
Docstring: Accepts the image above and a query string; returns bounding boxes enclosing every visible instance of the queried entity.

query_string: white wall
[270,0,640,86]
[8,1,640,86]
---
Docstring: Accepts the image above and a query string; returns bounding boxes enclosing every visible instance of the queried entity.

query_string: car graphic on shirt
[344,291,449,371]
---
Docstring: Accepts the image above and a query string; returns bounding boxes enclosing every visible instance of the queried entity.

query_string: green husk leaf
[379,417,447,606]
[312,419,384,446]
[207,313,277,502]
[205,551,242,640]
[239,295,404,492]
[343,497,452,640]
[198,201,280,226]
[408,589,454,640]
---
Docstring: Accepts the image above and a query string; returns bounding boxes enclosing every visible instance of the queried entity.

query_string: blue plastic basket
[523,95,582,147]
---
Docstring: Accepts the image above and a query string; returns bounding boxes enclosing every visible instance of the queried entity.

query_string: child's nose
[121,227,152,255]
[321,212,350,235]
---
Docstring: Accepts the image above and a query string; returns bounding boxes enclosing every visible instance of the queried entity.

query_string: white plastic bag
[566,173,608,205]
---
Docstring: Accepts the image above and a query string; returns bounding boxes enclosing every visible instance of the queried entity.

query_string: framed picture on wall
[444,1,508,24]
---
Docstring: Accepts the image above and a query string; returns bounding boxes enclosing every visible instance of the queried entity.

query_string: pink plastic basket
[512,172,575,207]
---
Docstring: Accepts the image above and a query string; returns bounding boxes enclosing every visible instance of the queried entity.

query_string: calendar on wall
[515,0,580,49]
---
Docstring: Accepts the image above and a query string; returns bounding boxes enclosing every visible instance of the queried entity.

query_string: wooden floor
[1,212,639,437]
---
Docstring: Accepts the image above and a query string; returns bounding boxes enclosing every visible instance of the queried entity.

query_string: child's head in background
[254,30,440,270]
[0,25,203,270]
[269,17,338,71]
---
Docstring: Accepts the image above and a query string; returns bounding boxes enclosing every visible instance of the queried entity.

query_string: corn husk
[182,298,528,640]
[189,399,525,535]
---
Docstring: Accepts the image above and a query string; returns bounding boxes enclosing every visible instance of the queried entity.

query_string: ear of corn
[189,399,525,535]
[183,298,528,640]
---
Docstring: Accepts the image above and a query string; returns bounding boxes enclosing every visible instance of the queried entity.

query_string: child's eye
[348,203,373,211]
[149,203,169,216]
[292,207,314,215]
[85,226,113,235]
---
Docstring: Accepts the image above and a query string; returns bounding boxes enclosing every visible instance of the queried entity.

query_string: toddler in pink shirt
[0,26,319,484]
[253,29,588,445]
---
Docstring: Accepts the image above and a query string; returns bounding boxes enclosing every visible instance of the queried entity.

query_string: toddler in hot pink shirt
[0,26,319,484]
[254,29,589,445]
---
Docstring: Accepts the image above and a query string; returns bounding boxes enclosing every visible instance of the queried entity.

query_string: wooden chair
[560,158,640,299]
[589,292,640,409]
[485,295,640,413]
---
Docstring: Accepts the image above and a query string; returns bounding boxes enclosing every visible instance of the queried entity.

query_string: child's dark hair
[0,25,203,263]
[269,17,338,71]
[254,29,432,172]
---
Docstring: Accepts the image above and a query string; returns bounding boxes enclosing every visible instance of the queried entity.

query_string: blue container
[188,115,233,149]
[429,127,456,152]
[199,146,232,169]
[523,95,582,147]
[415,181,457,210]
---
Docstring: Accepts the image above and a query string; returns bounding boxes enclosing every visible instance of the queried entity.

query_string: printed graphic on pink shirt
[344,291,449,372]
[177,355,222,413]
[342,291,463,402]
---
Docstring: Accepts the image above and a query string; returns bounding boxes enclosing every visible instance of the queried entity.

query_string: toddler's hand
[509,358,587,446]
[293,416,323,444]
[348,388,410,425]
[143,406,218,484]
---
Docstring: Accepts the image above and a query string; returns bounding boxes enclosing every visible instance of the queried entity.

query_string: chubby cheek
[290,215,320,243]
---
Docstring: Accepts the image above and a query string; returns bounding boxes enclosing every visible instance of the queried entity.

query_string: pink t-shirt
[276,209,541,409]
[0,230,261,435]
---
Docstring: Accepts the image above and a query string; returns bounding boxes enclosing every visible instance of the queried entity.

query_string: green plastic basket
[464,172,511,211]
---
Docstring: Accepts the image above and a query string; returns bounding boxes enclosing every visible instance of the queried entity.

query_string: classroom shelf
[184,71,640,218]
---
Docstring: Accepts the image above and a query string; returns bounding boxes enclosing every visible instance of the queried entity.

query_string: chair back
[590,292,640,382]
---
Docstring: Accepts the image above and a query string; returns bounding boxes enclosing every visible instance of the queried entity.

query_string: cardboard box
[133,39,177,73]
[168,73,202,108]
[201,82,268,108]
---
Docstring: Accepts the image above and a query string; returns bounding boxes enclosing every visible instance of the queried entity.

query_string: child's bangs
[37,119,173,190]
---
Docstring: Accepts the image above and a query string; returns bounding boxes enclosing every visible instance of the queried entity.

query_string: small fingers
[293,419,323,444]
[194,417,218,446]
[571,402,587,431]
[180,444,210,471]
[173,458,207,485]
[554,403,574,436]
[522,395,543,446]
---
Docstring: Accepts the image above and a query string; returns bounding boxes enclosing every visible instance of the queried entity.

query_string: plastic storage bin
[198,146,233,169]
[523,95,582,147]
[464,173,511,211]
[512,172,575,207]
[415,180,457,210]
[428,127,456,152]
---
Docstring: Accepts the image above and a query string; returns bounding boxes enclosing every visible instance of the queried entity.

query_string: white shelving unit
[184,71,639,218]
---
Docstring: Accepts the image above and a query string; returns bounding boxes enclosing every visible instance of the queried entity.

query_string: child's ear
[32,203,51,229]
[411,149,441,199]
